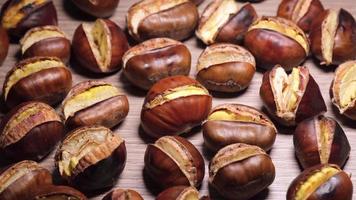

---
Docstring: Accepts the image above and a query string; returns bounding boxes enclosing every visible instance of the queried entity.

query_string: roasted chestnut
[0,26,9,65]
[71,0,119,18]
[31,185,87,200]
[144,136,205,190]
[209,143,275,200]
[141,75,212,138]
[102,188,143,200]
[156,186,200,200]
[196,0,257,45]
[309,9,356,66]
[127,0,199,41]
[196,43,256,93]
[61,80,129,129]
[244,16,310,71]
[2,56,72,108]
[0,0,57,38]
[55,125,126,193]
[287,164,353,200]
[72,18,129,73]
[260,65,326,126]
[294,115,350,169]
[0,160,53,200]
[0,101,64,162]
[123,38,191,90]
[20,26,71,63]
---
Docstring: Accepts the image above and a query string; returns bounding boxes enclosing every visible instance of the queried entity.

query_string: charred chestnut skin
[102,188,143,200]
[156,186,199,200]
[0,26,9,65]
[31,185,87,200]
[71,0,119,18]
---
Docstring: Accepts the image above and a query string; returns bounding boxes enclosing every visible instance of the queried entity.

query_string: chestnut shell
[156,186,199,200]
[71,0,119,18]
[102,188,143,200]
[0,26,9,64]
[30,185,87,200]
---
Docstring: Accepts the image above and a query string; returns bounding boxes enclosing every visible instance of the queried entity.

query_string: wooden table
[0,0,355,199]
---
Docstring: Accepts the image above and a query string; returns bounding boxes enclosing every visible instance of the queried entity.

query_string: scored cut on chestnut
[141,75,212,138]
[61,80,129,129]
[260,65,327,126]
[294,115,350,169]
[0,26,9,65]
[156,186,200,200]
[196,43,256,93]
[196,0,257,45]
[144,136,205,190]
[102,188,143,200]
[123,38,191,90]
[72,18,129,74]
[71,0,119,18]
[30,185,87,200]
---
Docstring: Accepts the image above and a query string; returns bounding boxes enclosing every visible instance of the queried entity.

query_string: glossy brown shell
[71,0,119,18]
[102,188,143,200]
[31,185,87,200]
[156,186,198,200]
[0,27,9,64]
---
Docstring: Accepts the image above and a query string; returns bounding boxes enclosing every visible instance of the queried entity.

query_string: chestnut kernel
[144,136,205,190]
[156,186,200,200]
[123,38,191,90]
[196,43,256,92]
[72,18,129,74]
[196,0,257,45]
[71,0,119,18]
[102,188,143,200]
[209,143,275,200]
[141,75,212,138]
[260,66,326,126]
[31,185,87,200]
[0,26,9,65]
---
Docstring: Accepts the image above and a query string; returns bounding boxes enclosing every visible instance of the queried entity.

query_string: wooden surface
[0,0,356,199]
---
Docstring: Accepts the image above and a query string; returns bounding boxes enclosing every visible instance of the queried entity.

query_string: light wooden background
[0,0,355,199]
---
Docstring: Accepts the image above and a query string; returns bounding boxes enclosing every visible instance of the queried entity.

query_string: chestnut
[31,185,87,200]
[71,0,119,18]
[196,0,257,45]
[209,143,275,200]
[0,160,53,200]
[244,16,310,71]
[203,104,277,153]
[141,75,212,138]
[196,43,256,93]
[144,136,205,190]
[61,80,129,129]
[72,18,129,74]
[123,38,191,90]
[55,125,126,193]
[260,65,327,126]
[190,0,204,5]
[0,0,57,38]
[0,26,9,65]
[156,186,200,200]
[127,0,199,41]
[277,0,324,32]
[294,115,350,169]
[20,26,71,63]
[287,164,353,200]
[102,188,143,200]
[309,9,356,66]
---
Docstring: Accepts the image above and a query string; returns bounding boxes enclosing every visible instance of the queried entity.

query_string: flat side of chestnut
[156,186,199,200]
[71,0,119,18]
[103,188,143,200]
[30,185,87,200]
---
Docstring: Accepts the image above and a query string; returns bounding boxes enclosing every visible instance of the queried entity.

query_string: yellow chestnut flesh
[339,64,356,108]
[321,10,339,65]
[291,0,314,22]
[178,187,199,200]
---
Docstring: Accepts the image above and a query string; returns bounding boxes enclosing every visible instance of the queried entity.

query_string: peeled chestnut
[310,9,356,66]
[245,16,309,71]
[294,115,350,169]
[0,0,57,38]
[61,80,129,129]
[20,26,71,63]
[123,38,191,90]
[0,101,64,162]
[196,43,256,92]
[156,186,200,200]
[0,26,9,65]
[203,104,277,153]
[287,164,353,200]
[72,18,129,73]
[71,0,119,18]
[55,126,126,194]
[209,143,275,200]
[0,160,53,200]
[31,185,87,200]
[127,0,199,41]
[141,75,212,138]
[144,136,205,190]
[196,0,257,45]
[260,66,326,126]
[102,188,143,200]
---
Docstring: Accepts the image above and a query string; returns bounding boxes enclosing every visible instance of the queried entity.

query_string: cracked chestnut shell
[244,16,310,71]
[2,56,72,108]
[0,0,57,38]
[260,66,326,126]
[156,186,200,200]
[196,43,256,92]
[0,160,52,200]
[72,18,129,73]
[144,136,205,190]
[61,80,129,129]
[209,143,275,200]
[141,75,212,138]
[123,38,191,90]
[71,0,119,18]
[196,0,257,45]
[55,126,127,194]
[310,9,356,66]
[102,188,143,200]
[127,0,199,41]
[0,101,64,162]
[31,185,87,200]
[0,26,9,65]
[287,164,353,200]
[294,115,350,169]
[203,104,277,153]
